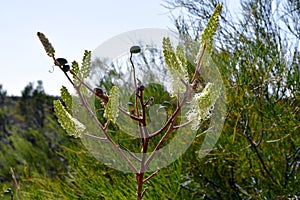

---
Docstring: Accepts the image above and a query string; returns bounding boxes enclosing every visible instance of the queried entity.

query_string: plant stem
[53,43,207,199]
[136,173,145,200]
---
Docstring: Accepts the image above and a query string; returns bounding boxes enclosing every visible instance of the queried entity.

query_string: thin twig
[10,167,21,199]
[130,53,139,117]
[118,139,142,162]
[173,120,193,129]
[141,187,148,199]
[243,121,278,185]
[104,120,110,130]
[118,107,142,122]
[143,169,160,183]
[82,132,107,141]
[191,44,206,84]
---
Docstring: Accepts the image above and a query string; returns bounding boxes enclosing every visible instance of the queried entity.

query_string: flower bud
[130,46,141,54]
[56,58,68,66]
[37,32,55,56]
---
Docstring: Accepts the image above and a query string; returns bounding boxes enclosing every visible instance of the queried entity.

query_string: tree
[19,81,47,128]
[0,84,8,133]
[0,84,7,105]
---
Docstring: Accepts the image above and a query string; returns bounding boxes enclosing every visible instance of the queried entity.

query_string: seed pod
[130,46,141,54]
[145,97,154,107]
[62,65,70,72]
[94,88,109,105]
[56,58,68,66]
[139,84,145,91]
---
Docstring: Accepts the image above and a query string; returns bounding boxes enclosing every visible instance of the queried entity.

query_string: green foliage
[0,84,6,105]
[0,109,8,133]
[167,0,300,198]
[20,143,182,199]
[18,81,48,128]
[0,89,80,200]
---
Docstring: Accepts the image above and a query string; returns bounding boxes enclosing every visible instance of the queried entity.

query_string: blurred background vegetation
[0,0,299,199]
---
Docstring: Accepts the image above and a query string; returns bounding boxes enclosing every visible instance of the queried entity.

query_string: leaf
[37,32,55,57]
[60,86,72,113]
[53,100,85,138]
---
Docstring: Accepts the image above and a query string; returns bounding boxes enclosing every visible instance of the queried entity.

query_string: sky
[0,0,173,96]
[0,0,240,96]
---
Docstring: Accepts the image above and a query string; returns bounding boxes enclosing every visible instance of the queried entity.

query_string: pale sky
[0,0,240,96]
[0,0,174,96]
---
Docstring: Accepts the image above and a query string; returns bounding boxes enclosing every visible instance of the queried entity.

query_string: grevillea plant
[37,4,222,199]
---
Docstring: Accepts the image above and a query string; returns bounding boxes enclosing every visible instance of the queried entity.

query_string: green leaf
[81,50,91,79]
[60,86,72,113]
[37,32,55,57]
[200,3,222,53]
[53,100,85,138]
[104,86,120,123]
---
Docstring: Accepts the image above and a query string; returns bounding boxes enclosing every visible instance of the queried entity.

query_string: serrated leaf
[60,86,72,113]
[104,86,120,123]
[81,50,91,79]
[53,100,85,138]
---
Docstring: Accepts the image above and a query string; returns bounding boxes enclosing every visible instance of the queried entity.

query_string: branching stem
[51,43,207,200]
